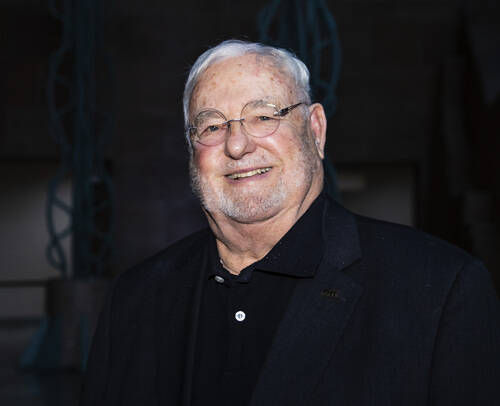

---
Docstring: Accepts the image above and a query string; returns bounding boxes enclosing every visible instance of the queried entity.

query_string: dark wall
[1,0,499,285]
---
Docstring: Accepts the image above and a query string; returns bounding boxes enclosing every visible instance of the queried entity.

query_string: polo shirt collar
[207,191,326,283]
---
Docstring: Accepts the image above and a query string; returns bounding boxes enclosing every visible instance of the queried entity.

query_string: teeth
[228,167,271,180]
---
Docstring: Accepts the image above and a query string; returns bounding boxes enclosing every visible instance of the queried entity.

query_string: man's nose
[224,120,256,159]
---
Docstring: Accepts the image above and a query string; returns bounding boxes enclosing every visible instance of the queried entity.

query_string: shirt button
[235,311,246,322]
[214,275,224,284]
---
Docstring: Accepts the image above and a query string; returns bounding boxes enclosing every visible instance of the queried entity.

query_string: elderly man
[81,40,500,406]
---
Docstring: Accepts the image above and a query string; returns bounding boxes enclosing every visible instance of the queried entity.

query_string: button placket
[222,279,249,374]
[227,280,249,327]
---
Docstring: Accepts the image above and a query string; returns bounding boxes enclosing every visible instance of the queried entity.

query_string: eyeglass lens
[194,102,280,146]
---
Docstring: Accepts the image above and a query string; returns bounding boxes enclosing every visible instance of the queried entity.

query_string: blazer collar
[155,240,209,406]
[249,198,364,406]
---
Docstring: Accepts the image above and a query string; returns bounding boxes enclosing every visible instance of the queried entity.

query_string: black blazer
[81,199,500,405]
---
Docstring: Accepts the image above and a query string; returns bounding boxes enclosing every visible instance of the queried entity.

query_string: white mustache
[222,155,272,172]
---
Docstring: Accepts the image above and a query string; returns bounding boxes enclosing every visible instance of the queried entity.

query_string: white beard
[190,132,320,223]
[190,161,287,222]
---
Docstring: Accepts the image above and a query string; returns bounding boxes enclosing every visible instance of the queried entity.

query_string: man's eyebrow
[244,98,280,108]
[257,96,278,102]
[196,109,222,116]
[193,97,282,118]
[249,99,272,106]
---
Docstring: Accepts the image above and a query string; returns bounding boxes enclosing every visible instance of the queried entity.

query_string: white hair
[182,39,312,149]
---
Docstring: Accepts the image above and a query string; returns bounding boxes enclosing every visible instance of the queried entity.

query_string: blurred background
[1,0,499,404]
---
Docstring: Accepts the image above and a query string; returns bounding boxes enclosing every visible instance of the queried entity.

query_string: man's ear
[308,103,327,159]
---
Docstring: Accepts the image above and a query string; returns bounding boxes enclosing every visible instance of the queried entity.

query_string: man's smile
[226,167,272,180]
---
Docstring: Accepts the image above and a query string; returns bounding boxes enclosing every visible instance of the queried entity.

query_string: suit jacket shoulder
[310,204,500,405]
[356,213,477,268]
[115,227,211,289]
[80,227,211,406]
[350,212,487,299]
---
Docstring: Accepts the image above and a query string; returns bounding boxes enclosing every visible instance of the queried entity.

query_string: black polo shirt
[192,193,326,406]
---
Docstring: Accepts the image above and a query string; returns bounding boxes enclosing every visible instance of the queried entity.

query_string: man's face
[189,54,324,224]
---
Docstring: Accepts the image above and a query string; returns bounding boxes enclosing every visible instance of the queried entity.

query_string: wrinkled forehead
[189,54,297,116]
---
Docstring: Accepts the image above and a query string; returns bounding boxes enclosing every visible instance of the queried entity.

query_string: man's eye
[201,125,221,134]
[257,116,273,121]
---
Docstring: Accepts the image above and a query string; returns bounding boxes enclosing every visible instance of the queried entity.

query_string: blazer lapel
[181,246,208,406]
[155,242,209,406]
[250,200,364,406]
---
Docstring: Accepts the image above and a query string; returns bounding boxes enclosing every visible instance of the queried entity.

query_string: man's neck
[206,187,322,275]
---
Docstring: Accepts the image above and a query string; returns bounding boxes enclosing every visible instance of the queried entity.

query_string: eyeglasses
[188,100,305,146]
